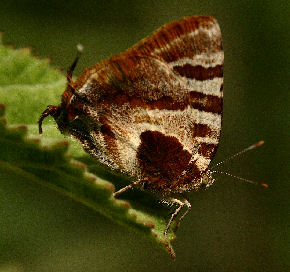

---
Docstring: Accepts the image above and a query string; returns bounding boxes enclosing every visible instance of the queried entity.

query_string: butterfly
[39,16,224,258]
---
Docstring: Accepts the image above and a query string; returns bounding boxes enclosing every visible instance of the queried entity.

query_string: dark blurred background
[0,0,289,271]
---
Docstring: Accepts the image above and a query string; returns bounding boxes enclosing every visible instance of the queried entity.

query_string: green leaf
[0,35,176,257]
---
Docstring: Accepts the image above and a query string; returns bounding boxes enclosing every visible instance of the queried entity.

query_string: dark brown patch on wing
[137,130,191,191]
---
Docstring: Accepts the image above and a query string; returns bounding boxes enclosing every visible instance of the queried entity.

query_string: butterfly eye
[69,116,90,135]
[69,116,101,137]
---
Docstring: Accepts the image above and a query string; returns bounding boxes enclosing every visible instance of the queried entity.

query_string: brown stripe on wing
[189,91,222,114]
[97,89,222,114]
[156,30,222,64]
[104,93,188,111]
[156,31,222,63]
[173,64,223,80]
[132,16,218,56]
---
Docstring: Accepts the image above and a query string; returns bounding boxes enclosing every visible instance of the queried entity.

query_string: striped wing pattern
[73,16,223,193]
[132,16,224,190]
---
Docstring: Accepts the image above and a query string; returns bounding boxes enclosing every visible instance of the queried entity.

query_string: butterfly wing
[73,16,223,191]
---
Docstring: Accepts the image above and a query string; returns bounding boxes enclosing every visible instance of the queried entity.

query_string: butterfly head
[38,43,97,139]
[38,98,97,146]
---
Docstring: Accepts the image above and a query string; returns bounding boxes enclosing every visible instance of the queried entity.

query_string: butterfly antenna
[211,170,268,188]
[212,140,264,169]
[67,44,84,86]
[65,44,95,106]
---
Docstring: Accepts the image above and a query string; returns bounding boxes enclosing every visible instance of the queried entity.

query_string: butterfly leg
[173,199,191,233]
[164,198,191,259]
[113,180,140,197]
